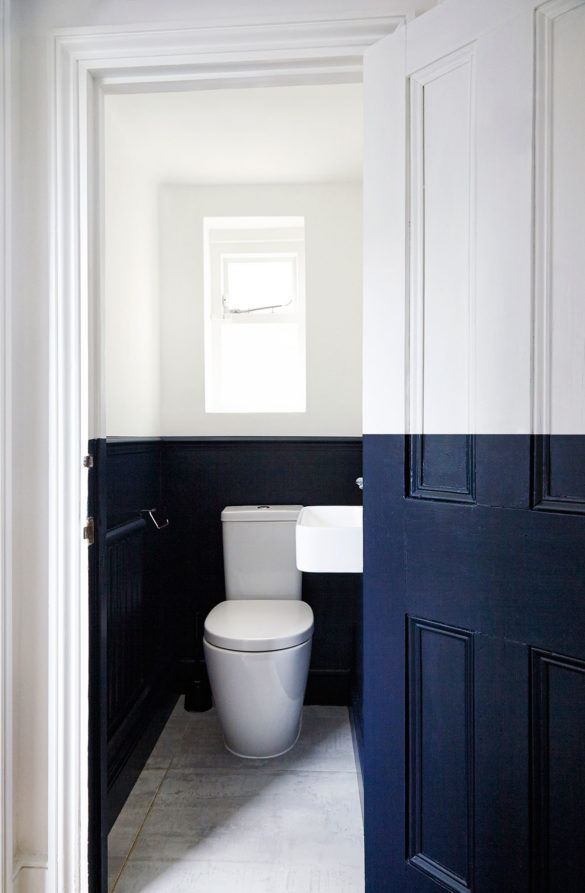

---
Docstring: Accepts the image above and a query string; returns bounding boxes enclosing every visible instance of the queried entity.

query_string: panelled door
[362,2,585,892]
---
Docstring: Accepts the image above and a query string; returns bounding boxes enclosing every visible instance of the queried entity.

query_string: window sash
[209,238,304,319]
[205,318,306,413]
[203,217,306,413]
[221,254,298,315]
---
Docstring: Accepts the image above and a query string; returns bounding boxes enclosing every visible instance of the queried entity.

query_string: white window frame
[203,217,307,413]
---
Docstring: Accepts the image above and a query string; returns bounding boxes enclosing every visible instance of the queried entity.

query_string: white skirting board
[13,864,47,893]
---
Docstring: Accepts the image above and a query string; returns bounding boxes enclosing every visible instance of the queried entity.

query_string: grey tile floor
[108,701,364,893]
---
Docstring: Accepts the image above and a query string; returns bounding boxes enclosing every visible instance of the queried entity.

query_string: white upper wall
[105,87,363,185]
[159,183,362,436]
[105,113,161,436]
[105,84,363,436]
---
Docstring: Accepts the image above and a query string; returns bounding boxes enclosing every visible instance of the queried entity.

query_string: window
[203,217,306,413]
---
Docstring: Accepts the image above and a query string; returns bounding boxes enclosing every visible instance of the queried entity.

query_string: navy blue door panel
[362,435,407,893]
[533,435,585,514]
[409,434,475,504]
[362,435,585,893]
[531,650,585,893]
[407,617,474,892]
[473,635,529,893]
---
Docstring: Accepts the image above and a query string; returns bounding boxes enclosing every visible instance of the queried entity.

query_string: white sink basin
[296,505,363,573]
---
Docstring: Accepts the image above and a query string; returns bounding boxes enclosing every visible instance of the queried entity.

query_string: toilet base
[223,721,301,760]
[203,637,312,759]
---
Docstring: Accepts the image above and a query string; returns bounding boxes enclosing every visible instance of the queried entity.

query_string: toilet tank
[222,505,303,600]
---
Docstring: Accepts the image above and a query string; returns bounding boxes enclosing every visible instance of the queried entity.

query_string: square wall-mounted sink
[296,505,363,573]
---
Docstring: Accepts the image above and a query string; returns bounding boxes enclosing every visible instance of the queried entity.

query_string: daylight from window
[204,217,306,413]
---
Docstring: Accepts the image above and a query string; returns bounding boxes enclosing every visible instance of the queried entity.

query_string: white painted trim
[362,24,407,434]
[533,3,553,435]
[532,0,584,434]
[408,68,425,434]
[49,34,89,893]
[13,863,48,893]
[408,44,476,434]
[12,855,49,882]
[50,16,399,893]
[54,16,401,50]
[0,0,13,889]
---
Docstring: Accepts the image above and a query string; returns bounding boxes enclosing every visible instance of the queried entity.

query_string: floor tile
[112,701,364,892]
[114,859,364,893]
[108,856,124,892]
[172,705,356,772]
[145,728,183,770]
[108,769,166,858]
[130,771,362,868]
[156,766,361,808]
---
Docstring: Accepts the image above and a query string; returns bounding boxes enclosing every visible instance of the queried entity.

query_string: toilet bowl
[203,505,314,759]
[204,599,313,757]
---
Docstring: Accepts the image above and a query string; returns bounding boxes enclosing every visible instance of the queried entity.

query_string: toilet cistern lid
[221,505,303,522]
[204,600,314,652]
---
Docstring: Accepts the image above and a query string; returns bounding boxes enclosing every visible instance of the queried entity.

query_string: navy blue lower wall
[159,437,363,706]
[106,439,162,527]
[104,436,362,829]
[105,436,363,724]
[103,440,178,828]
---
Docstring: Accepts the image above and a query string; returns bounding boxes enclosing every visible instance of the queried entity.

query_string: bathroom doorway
[52,5,585,892]
[99,81,365,892]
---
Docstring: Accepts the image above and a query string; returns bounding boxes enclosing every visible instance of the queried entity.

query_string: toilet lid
[204,600,314,652]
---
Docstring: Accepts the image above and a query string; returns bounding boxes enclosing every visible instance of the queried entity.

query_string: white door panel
[407,3,534,434]
[408,45,475,434]
[534,0,585,434]
[471,10,534,433]
[406,0,535,74]
[364,0,585,435]
[362,27,407,435]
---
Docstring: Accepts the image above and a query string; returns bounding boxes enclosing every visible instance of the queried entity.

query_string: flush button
[257,505,271,509]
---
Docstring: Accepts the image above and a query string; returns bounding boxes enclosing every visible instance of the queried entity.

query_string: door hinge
[83,517,95,545]
[83,454,94,468]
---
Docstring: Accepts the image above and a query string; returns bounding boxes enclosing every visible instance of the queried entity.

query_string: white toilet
[203,505,314,759]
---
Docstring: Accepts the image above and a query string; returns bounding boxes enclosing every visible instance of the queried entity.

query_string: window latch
[222,295,293,314]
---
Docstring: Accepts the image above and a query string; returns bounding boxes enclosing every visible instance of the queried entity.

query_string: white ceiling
[105,83,363,184]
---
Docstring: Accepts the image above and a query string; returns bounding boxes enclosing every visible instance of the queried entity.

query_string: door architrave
[49,14,401,892]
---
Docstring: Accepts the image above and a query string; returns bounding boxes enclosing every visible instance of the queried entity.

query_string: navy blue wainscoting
[362,434,585,893]
[160,437,363,708]
[105,440,178,830]
[102,436,363,836]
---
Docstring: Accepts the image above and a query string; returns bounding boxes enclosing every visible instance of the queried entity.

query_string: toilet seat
[204,599,314,652]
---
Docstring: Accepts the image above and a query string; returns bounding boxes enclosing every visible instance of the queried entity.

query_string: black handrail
[105,517,147,546]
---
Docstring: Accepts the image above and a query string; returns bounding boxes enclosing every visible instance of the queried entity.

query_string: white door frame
[50,15,401,892]
[0,0,12,890]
